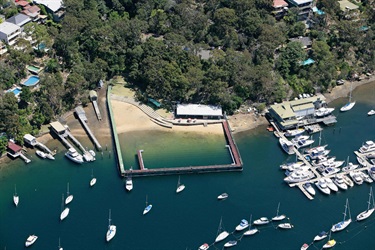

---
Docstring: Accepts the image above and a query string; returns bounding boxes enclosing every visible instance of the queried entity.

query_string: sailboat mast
[67,183,70,196]
[276,202,280,216]
[108,209,111,227]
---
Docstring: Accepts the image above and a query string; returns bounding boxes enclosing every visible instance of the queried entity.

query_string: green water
[0,82,374,250]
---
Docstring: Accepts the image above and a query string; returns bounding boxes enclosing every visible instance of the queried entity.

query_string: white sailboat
[340,83,356,111]
[277,219,294,229]
[215,217,229,243]
[313,231,328,241]
[65,183,73,205]
[90,169,97,187]
[356,187,375,221]
[243,214,259,236]
[331,198,351,232]
[13,184,19,207]
[176,176,185,193]
[368,109,375,116]
[106,209,116,242]
[60,194,70,221]
[223,240,237,248]
[272,202,286,221]
[322,230,336,249]
[143,195,152,215]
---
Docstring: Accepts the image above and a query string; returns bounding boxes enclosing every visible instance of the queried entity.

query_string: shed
[50,121,66,135]
[75,106,87,122]
[8,141,22,154]
[24,134,37,146]
[89,90,98,101]
[176,104,223,119]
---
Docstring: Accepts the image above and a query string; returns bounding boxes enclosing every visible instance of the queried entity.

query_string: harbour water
[0,82,374,249]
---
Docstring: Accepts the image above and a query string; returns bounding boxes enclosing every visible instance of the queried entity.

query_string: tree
[276,41,306,77]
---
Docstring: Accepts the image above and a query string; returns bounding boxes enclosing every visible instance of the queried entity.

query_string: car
[336,79,345,85]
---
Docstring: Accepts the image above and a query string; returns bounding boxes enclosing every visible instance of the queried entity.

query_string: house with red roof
[7,141,22,155]
[273,0,289,19]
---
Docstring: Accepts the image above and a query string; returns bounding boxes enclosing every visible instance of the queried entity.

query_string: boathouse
[175,104,223,120]
[23,134,37,146]
[50,121,66,135]
[89,90,97,101]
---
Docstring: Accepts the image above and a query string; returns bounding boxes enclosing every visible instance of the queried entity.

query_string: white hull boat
[323,239,336,249]
[315,107,335,117]
[106,209,116,242]
[46,153,55,160]
[125,177,133,191]
[176,176,185,193]
[60,207,70,221]
[224,241,237,248]
[272,202,286,221]
[332,174,348,190]
[65,183,73,205]
[65,148,84,164]
[218,193,228,200]
[356,156,367,167]
[198,243,210,250]
[356,187,375,221]
[342,162,359,172]
[314,231,328,241]
[306,149,330,160]
[360,172,373,183]
[315,179,331,195]
[325,178,338,192]
[368,167,375,181]
[284,170,314,183]
[90,169,96,187]
[294,139,315,149]
[342,175,354,187]
[243,214,259,236]
[278,223,293,229]
[253,217,269,225]
[349,171,363,185]
[235,219,249,231]
[215,217,229,243]
[368,110,375,116]
[303,182,316,196]
[279,138,295,155]
[36,150,46,159]
[143,195,152,215]
[13,184,19,207]
[301,243,309,250]
[340,101,356,112]
[321,167,341,177]
[331,199,352,232]
[359,140,375,154]
[280,161,304,170]
[304,145,328,155]
[25,235,38,247]
[284,128,305,137]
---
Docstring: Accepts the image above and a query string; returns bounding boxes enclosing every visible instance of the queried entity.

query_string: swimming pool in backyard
[22,76,40,87]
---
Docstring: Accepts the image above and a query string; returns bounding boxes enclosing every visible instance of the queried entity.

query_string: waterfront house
[32,0,65,22]
[23,134,37,147]
[50,121,67,135]
[175,104,223,120]
[0,22,22,45]
[7,141,22,157]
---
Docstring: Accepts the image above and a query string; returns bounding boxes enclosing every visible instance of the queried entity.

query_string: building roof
[8,141,22,152]
[289,36,312,48]
[23,134,36,141]
[270,96,322,119]
[176,104,223,117]
[50,121,66,133]
[338,0,359,11]
[270,103,295,119]
[89,90,97,98]
[0,22,21,35]
[16,0,30,7]
[33,0,63,12]
[288,0,313,5]
[273,0,288,7]
[6,13,31,26]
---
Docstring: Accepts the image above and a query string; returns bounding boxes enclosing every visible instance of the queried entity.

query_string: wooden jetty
[137,150,145,170]
[24,134,53,154]
[74,106,102,151]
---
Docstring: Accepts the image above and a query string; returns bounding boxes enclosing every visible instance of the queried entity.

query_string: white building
[0,22,22,45]
[176,104,223,119]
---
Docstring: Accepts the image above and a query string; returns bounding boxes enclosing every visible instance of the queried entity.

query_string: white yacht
[279,138,295,155]
[314,231,328,241]
[224,240,237,248]
[356,187,375,221]
[342,174,354,187]
[349,171,363,185]
[342,162,359,172]
[360,172,373,183]
[272,202,286,221]
[315,107,335,117]
[243,215,259,236]
[315,179,331,195]
[215,217,229,243]
[331,199,351,232]
[278,222,293,229]
[25,235,38,247]
[217,193,228,200]
[304,144,328,155]
[280,161,304,170]
[13,184,19,207]
[322,167,341,177]
[285,165,310,174]
[253,217,269,225]
[46,153,55,160]
[106,209,116,242]
[368,167,375,181]
[235,219,249,231]
[36,150,46,159]
[284,128,305,137]
[332,174,348,190]
[303,182,316,196]
[290,135,310,144]
[125,176,133,191]
[284,170,314,183]
[356,156,367,167]
[359,140,375,154]
[368,109,375,116]
[306,149,330,161]
[325,178,338,192]
[322,160,345,169]
[65,148,84,164]
[176,176,185,193]
[294,138,315,149]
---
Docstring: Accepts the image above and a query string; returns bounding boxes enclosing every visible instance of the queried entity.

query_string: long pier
[92,100,102,121]
[74,106,102,151]
[137,150,145,170]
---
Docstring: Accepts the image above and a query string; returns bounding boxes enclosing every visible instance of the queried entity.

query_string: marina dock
[74,106,102,151]
[137,150,145,170]
[24,134,54,155]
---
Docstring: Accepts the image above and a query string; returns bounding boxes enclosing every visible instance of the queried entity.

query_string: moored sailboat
[272,202,286,221]
[176,175,185,193]
[215,217,229,243]
[331,198,351,232]
[90,169,97,187]
[313,231,328,241]
[65,183,73,205]
[243,214,259,236]
[143,195,152,215]
[356,187,375,221]
[322,230,336,249]
[106,209,116,242]
[340,83,356,112]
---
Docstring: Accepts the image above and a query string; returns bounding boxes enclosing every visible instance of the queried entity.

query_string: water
[23,76,40,87]
[0,82,374,250]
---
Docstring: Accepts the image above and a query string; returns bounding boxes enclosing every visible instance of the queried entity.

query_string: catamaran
[60,194,70,221]
[215,217,229,243]
[106,209,116,242]
[272,202,286,221]
[243,214,259,236]
[340,83,356,111]
[176,175,185,193]
[65,183,73,205]
[331,198,351,232]
[356,187,375,221]
[143,195,152,215]
[13,184,19,207]
[90,169,97,187]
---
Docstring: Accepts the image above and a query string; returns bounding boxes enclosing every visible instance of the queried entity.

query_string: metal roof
[50,121,66,133]
[338,0,359,11]
[270,103,295,119]
[8,141,22,152]
[176,104,223,117]
[6,13,31,26]
[23,134,35,141]
[33,0,63,12]
[0,22,21,35]
[292,103,314,111]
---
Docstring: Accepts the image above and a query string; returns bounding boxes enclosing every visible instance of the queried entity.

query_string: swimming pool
[6,87,22,96]
[22,76,40,87]
[27,65,42,74]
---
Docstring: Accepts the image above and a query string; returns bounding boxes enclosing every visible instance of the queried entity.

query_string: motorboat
[356,187,375,221]
[342,175,354,187]
[106,209,116,242]
[356,156,367,167]
[25,235,38,247]
[280,161,304,170]
[342,162,359,172]
[359,140,375,154]
[46,153,55,160]
[143,204,152,215]
[198,243,210,250]
[65,148,84,164]
[368,109,375,116]
[332,174,348,190]
[304,144,328,155]
[315,107,335,117]
[243,215,259,236]
[331,199,352,232]
[306,149,330,161]
[278,222,293,229]
[322,160,345,169]
[315,179,331,195]
[218,193,228,200]
[36,150,46,159]
[13,184,19,207]
[322,167,341,177]
[253,217,269,225]
[323,239,336,249]
[279,138,295,155]
[272,202,286,221]
[301,243,309,250]
[176,176,185,193]
[224,240,237,248]
[215,217,229,243]
[235,219,249,231]
[90,169,96,187]
[325,178,338,192]
[65,183,73,205]
[349,171,363,185]
[360,172,373,183]
[125,176,133,191]
[294,138,315,149]
[284,165,310,175]
[302,182,316,196]
[284,170,314,183]
[284,128,305,137]
[313,231,328,241]
[368,167,375,181]
[313,156,336,169]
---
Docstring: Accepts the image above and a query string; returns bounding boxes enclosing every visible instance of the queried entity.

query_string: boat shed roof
[50,121,66,133]
[8,141,22,152]
[270,103,295,119]
[23,133,35,141]
[89,90,97,98]
[176,104,223,117]
[292,103,314,111]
